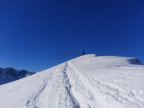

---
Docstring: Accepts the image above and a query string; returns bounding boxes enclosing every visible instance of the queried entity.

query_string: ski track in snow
[26,66,59,108]
[0,55,144,108]
[25,60,144,108]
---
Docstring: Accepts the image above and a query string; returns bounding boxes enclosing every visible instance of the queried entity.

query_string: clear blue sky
[0,0,144,72]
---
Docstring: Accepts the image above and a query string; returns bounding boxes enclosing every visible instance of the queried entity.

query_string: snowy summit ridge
[0,54,144,108]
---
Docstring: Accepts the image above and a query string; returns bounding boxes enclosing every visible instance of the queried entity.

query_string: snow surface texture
[0,68,33,85]
[0,54,144,108]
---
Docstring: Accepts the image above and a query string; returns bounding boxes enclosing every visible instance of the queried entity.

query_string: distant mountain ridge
[0,67,34,85]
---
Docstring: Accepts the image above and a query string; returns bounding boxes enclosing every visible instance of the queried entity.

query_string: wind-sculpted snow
[0,54,144,108]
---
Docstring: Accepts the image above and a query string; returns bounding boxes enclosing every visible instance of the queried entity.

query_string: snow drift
[0,54,144,108]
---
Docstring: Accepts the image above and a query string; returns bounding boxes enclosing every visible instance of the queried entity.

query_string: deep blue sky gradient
[0,0,144,72]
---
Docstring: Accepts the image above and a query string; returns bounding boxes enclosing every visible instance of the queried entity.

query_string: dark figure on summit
[82,50,85,55]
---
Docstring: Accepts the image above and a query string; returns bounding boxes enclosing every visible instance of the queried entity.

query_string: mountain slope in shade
[0,67,33,85]
[0,54,144,108]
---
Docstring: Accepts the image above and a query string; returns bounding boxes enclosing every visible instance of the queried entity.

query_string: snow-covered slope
[0,54,144,108]
[0,68,33,85]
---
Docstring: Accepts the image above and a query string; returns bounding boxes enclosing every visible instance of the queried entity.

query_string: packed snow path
[0,54,144,108]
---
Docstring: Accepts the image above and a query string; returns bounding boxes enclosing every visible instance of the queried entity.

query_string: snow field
[0,54,144,108]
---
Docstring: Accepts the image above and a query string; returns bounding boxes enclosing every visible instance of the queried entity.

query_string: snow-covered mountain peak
[71,54,142,69]
[0,55,144,108]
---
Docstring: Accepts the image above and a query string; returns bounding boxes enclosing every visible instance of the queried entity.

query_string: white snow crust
[0,54,144,108]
